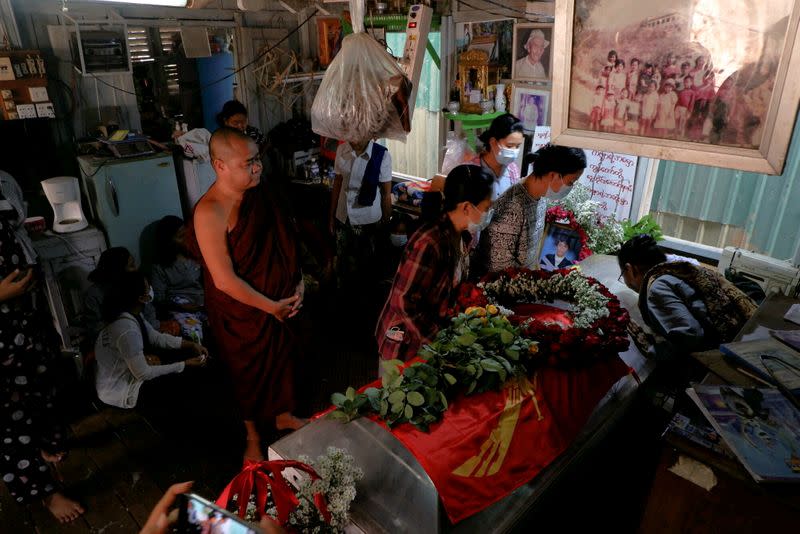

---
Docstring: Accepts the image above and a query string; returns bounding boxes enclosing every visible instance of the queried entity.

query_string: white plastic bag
[311,1,411,144]
[177,128,212,162]
[440,133,477,176]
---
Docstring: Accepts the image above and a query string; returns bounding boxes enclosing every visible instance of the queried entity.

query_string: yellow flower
[486,304,499,316]
[481,317,488,325]
[528,343,539,355]
[465,306,487,317]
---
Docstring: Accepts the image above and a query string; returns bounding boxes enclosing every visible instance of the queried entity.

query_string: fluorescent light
[88,0,189,6]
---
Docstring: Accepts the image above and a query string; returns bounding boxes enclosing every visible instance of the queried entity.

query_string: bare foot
[244,438,264,463]
[44,492,85,524]
[275,413,308,431]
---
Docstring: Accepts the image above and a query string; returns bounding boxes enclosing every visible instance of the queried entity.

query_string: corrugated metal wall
[650,111,800,260]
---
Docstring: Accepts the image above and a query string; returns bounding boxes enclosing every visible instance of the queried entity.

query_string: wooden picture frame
[537,222,583,271]
[317,17,343,67]
[459,49,490,114]
[512,23,554,82]
[551,0,800,175]
[512,85,551,132]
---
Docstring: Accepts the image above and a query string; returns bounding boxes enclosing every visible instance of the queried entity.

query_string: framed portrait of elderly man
[537,223,582,271]
[551,0,800,174]
[512,23,554,82]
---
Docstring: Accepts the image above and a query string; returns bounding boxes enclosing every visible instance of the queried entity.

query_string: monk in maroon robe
[193,127,305,461]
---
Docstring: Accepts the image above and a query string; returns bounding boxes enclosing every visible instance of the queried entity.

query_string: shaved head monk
[193,126,305,461]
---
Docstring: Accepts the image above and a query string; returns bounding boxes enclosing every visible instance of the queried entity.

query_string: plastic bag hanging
[310,0,412,144]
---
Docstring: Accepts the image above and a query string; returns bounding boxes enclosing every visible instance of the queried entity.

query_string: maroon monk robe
[192,181,301,425]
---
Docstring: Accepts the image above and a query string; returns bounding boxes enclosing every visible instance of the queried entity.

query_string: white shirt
[515,57,546,79]
[94,312,184,408]
[334,141,392,226]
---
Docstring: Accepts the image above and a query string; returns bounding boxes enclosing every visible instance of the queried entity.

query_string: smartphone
[176,493,262,534]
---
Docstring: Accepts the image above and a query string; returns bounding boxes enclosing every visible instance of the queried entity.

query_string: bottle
[310,157,320,184]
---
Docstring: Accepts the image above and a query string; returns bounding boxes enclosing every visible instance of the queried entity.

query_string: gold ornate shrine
[458,49,489,114]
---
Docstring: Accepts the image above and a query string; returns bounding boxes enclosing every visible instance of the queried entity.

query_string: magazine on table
[719,337,800,392]
[687,385,800,483]
[771,329,800,353]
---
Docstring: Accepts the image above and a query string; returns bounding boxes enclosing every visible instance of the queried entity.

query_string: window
[127,27,155,64]
[381,32,442,181]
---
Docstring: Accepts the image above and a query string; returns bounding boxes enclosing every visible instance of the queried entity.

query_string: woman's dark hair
[216,100,248,127]
[523,144,587,178]
[101,270,148,323]
[89,247,132,285]
[442,165,494,212]
[478,113,524,147]
[155,215,184,266]
[617,234,667,271]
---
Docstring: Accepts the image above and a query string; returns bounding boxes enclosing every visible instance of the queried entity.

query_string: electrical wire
[87,9,319,98]
[454,0,554,20]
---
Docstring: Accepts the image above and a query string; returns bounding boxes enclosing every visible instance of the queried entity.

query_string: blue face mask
[544,174,573,201]
[467,206,494,234]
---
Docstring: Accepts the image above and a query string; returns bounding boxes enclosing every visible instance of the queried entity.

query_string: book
[687,385,800,483]
[771,329,800,353]
[664,412,734,459]
[719,337,800,392]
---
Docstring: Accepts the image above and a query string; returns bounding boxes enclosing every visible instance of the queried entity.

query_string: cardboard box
[35,102,55,118]
[28,87,49,102]
[16,104,36,119]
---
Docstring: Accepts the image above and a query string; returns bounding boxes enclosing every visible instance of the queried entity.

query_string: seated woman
[94,271,208,410]
[83,247,160,350]
[151,216,205,341]
[618,234,757,357]
[376,164,495,363]
[469,113,525,200]
[474,144,586,277]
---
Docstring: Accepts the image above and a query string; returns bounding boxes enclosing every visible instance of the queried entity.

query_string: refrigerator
[78,153,183,272]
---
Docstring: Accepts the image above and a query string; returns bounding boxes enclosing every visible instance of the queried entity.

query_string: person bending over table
[377,165,495,364]
[618,234,756,358]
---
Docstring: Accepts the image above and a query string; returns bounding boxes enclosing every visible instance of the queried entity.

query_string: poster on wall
[456,19,514,79]
[533,126,637,220]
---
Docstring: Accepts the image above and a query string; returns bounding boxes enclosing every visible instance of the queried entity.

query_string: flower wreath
[454,268,630,366]
[546,206,593,261]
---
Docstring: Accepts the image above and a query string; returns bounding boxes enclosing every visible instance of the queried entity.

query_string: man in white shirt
[514,29,549,80]
[328,140,393,290]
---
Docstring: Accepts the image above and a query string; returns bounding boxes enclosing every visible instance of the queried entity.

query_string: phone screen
[176,493,262,534]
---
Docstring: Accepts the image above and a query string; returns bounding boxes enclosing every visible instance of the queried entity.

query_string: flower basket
[217,459,331,531]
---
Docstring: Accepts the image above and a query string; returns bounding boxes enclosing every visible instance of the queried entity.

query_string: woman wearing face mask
[473,144,586,277]
[470,113,525,200]
[94,271,208,411]
[376,165,494,363]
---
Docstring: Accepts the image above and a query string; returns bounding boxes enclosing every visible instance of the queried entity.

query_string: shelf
[0,78,48,90]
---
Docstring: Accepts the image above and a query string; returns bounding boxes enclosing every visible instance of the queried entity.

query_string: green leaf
[331,392,347,406]
[480,359,503,372]
[467,380,477,394]
[504,348,520,361]
[345,387,356,401]
[391,401,404,414]
[456,333,478,346]
[478,327,501,337]
[498,368,507,382]
[404,367,416,379]
[443,373,457,386]
[439,391,448,409]
[500,330,514,345]
[364,387,380,399]
[404,404,414,419]
[328,410,351,422]
[388,390,406,404]
[381,359,403,374]
[391,375,404,388]
[407,391,425,406]
[379,400,389,417]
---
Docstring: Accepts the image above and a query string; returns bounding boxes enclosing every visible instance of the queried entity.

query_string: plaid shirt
[377,215,468,362]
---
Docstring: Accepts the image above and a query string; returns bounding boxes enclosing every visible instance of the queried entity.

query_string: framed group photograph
[551,0,800,174]
[512,86,551,132]
[512,23,554,82]
[538,223,583,271]
[317,17,343,67]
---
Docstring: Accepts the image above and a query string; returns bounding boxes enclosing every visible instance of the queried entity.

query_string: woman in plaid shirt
[377,165,495,363]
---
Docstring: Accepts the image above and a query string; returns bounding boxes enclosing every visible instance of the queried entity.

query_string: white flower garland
[480,270,611,329]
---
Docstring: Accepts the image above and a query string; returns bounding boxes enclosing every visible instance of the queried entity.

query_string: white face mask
[143,286,154,304]
[544,175,574,201]
[468,206,494,234]
[390,234,408,247]
[496,146,520,165]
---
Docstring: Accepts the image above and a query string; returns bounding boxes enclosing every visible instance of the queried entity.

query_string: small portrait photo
[317,17,344,67]
[512,23,554,82]
[512,86,550,133]
[538,224,582,271]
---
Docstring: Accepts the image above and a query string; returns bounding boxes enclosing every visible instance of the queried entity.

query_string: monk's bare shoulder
[194,188,226,227]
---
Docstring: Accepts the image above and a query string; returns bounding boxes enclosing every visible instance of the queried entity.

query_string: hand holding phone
[177,492,262,534]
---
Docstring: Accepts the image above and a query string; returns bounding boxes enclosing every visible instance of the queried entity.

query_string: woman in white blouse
[94,271,208,409]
